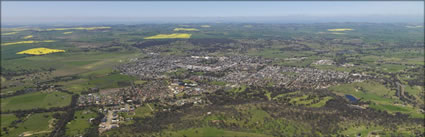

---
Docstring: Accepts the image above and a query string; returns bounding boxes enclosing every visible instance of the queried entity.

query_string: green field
[1,91,72,111]
[1,112,57,137]
[86,71,137,89]
[53,68,138,94]
[119,104,154,125]
[329,81,396,103]
[65,110,98,136]
[329,81,423,118]
[1,114,18,131]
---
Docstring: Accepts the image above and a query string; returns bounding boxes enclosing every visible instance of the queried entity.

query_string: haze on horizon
[1,1,424,25]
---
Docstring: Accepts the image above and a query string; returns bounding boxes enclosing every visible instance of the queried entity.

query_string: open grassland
[52,52,139,76]
[85,71,137,89]
[16,47,65,55]
[174,28,199,31]
[144,33,192,39]
[1,40,55,46]
[54,68,138,94]
[1,112,57,137]
[1,84,31,96]
[378,64,407,73]
[1,91,71,112]
[2,51,139,94]
[1,114,18,130]
[3,51,138,76]
[55,79,90,94]
[65,110,98,136]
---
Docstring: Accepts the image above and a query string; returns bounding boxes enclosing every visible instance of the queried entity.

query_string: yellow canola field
[17,48,65,55]
[173,28,199,31]
[63,32,73,34]
[1,40,55,46]
[1,28,41,32]
[46,26,111,31]
[200,25,211,28]
[2,32,18,36]
[327,28,353,31]
[23,35,33,39]
[144,33,192,39]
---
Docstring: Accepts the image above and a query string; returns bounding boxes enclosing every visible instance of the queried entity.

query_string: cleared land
[144,33,192,39]
[16,47,65,55]
[1,112,57,137]
[174,28,199,31]
[1,40,55,46]
[1,91,72,111]
[65,110,98,136]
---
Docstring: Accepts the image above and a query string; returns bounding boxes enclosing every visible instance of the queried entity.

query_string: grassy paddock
[65,110,98,136]
[1,91,71,111]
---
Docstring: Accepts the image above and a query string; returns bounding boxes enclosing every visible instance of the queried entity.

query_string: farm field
[17,47,65,55]
[1,40,55,46]
[144,33,192,39]
[174,28,199,31]
[1,91,72,111]
[1,114,18,131]
[1,112,58,137]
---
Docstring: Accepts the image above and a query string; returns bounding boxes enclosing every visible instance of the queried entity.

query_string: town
[71,54,369,133]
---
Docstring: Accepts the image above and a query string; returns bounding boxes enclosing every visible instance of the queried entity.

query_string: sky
[1,1,424,24]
